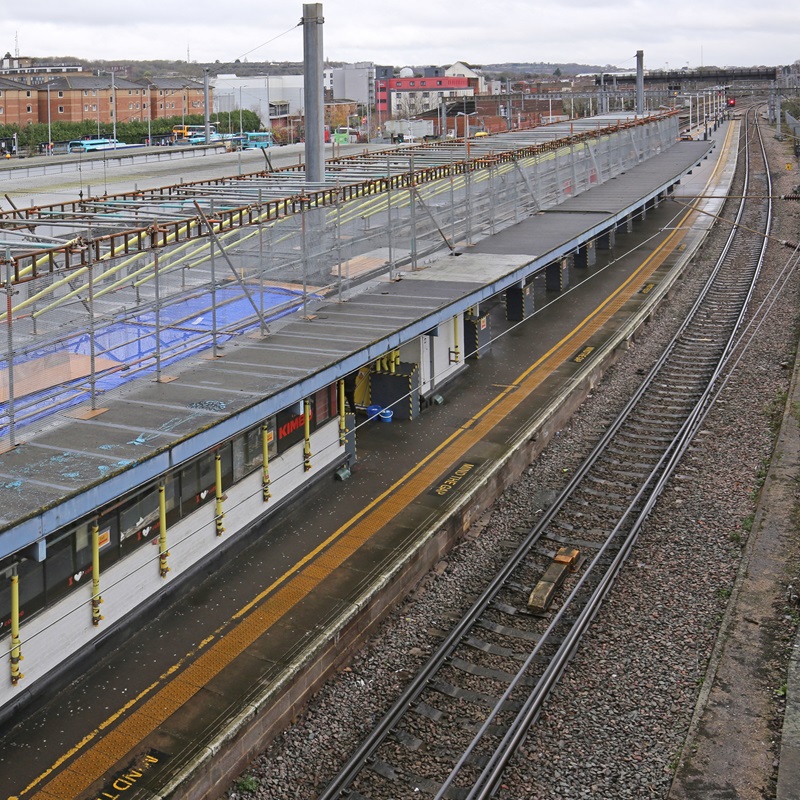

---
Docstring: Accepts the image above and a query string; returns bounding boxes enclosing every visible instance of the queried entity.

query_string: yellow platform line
[17,126,734,800]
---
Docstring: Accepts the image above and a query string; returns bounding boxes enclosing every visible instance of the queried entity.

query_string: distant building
[0,77,37,126]
[147,78,208,122]
[213,74,305,127]
[331,63,375,108]
[0,55,85,86]
[444,61,487,94]
[379,75,473,119]
[36,75,204,126]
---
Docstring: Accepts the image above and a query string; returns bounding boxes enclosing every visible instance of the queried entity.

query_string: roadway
[0,140,382,209]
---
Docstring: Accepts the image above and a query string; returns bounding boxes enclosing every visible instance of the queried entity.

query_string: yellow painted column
[9,567,23,686]
[261,423,272,501]
[338,380,346,445]
[158,484,170,577]
[215,453,225,535]
[303,399,312,471]
[90,521,103,626]
[452,314,461,363]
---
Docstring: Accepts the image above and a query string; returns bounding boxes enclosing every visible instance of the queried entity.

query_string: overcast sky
[6,1,796,70]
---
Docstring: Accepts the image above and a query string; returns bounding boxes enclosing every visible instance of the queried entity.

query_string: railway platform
[0,127,742,800]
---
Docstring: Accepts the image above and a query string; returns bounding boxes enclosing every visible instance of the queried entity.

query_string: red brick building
[36,75,211,126]
[148,78,208,121]
[0,77,38,126]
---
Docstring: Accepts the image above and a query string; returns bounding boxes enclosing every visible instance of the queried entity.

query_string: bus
[67,138,122,153]
[172,124,217,141]
[241,131,275,149]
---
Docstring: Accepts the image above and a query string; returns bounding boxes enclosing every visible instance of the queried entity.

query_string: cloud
[6,0,797,68]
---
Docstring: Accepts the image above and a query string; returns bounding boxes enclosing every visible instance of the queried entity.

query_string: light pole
[111,71,116,148]
[46,83,51,155]
[147,84,152,145]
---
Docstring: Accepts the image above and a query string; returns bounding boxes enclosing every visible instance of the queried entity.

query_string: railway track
[315,109,772,800]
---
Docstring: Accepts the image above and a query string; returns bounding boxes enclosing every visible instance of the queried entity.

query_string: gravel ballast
[226,122,800,800]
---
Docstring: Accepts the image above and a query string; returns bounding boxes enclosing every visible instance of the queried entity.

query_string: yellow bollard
[261,423,272,501]
[158,484,170,577]
[338,380,347,446]
[303,399,312,471]
[10,568,23,686]
[215,453,225,535]
[91,521,104,626]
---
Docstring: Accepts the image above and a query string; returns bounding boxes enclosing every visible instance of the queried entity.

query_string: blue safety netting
[1,284,320,438]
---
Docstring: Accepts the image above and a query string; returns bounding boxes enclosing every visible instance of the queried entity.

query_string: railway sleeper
[577,486,630,502]
[450,655,537,687]
[541,531,607,549]
[376,765,470,799]
[464,635,529,662]
[392,727,424,751]
[413,700,445,722]
[628,409,690,423]
[490,599,536,617]
[476,618,546,643]
[602,447,665,464]
[612,429,681,444]
[504,579,535,596]
[428,679,525,712]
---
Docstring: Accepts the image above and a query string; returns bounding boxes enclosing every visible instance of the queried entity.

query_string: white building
[212,74,307,126]
[445,61,487,94]
[331,63,375,108]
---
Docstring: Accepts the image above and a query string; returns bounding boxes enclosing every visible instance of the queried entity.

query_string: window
[26,105,31,113]
[58,91,63,98]
[0,90,3,97]
[84,90,88,96]
[437,80,443,86]
[45,528,79,603]
[179,444,233,513]
[25,90,31,97]
[233,421,276,482]
[58,106,64,113]
[0,107,4,115]
[84,104,89,111]
[119,478,178,555]
[0,558,44,638]
[315,385,337,424]
[92,104,97,112]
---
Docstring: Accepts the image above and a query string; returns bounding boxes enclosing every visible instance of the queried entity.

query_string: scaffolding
[0,112,678,448]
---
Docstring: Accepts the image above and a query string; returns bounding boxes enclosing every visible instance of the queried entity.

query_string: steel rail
[316,110,768,800]
[465,106,771,800]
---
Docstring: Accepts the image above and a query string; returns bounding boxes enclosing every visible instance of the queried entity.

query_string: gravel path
[226,122,800,800]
